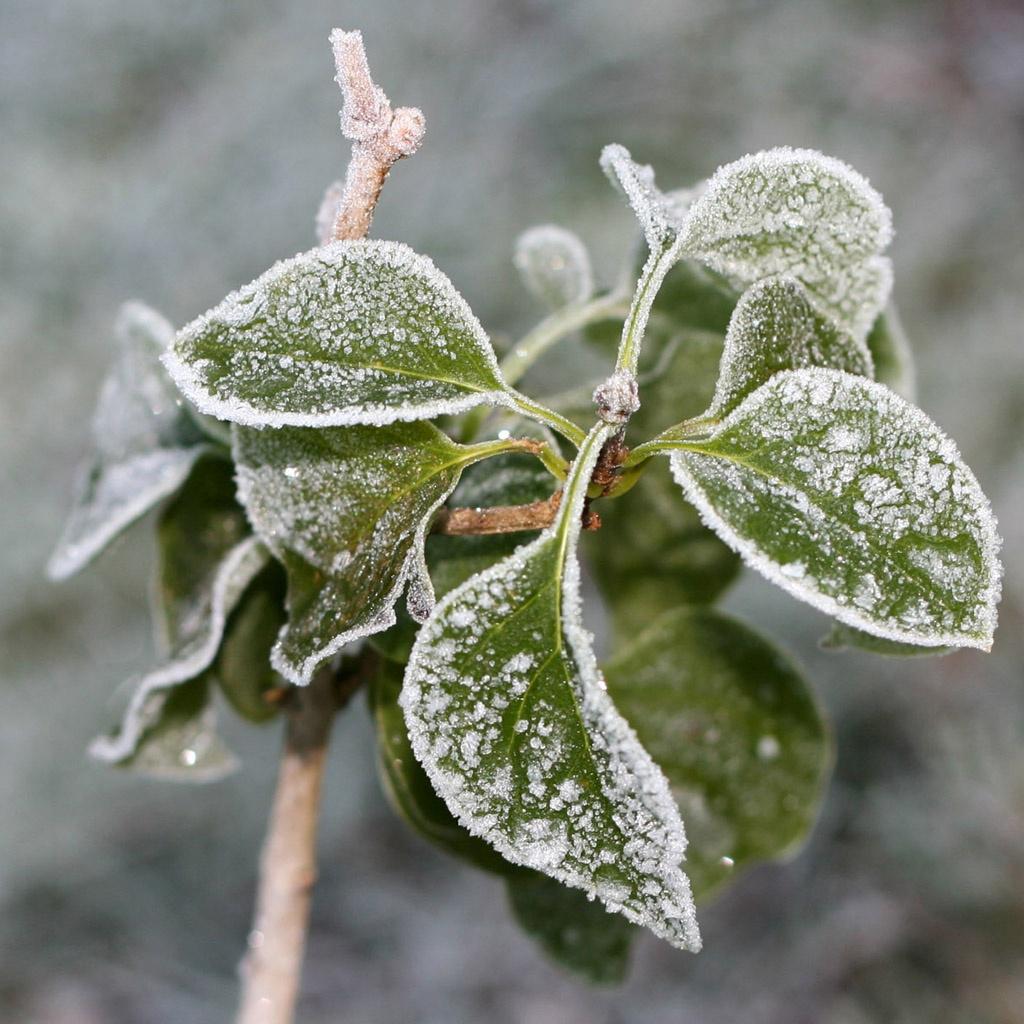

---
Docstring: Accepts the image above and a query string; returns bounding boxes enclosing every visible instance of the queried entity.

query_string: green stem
[625,426,715,467]
[501,293,628,387]
[506,392,588,448]
[555,422,614,561]
[614,242,679,376]
[459,293,628,444]
[463,434,570,480]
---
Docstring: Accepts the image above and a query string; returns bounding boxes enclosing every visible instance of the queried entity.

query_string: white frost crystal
[401,424,701,952]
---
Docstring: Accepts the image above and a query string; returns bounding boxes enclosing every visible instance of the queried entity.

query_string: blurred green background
[3,0,1023,1020]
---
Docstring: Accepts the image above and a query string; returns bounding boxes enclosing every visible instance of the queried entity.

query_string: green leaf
[604,607,831,899]
[233,421,525,684]
[213,562,287,723]
[115,676,239,782]
[680,148,893,339]
[706,276,873,418]
[820,621,951,658]
[371,658,637,983]
[370,452,557,664]
[514,225,594,311]
[48,302,212,581]
[505,873,634,984]
[152,457,252,645]
[165,239,565,433]
[90,459,267,777]
[369,658,518,875]
[866,304,916,400]
[668,368,1001,649]
[585,460,739,640]
[401,424,701,952]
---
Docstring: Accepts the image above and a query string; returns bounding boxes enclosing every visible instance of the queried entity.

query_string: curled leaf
[234,422,527,684]
[48,302,211,581]
[601,144,687,250]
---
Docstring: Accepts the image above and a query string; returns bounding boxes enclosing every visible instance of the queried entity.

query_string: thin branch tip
[326,27,426,241]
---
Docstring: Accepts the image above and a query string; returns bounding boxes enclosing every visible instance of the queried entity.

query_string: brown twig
[235,31,424,1024]
[236,669,338,1024]
[434,489,603,536]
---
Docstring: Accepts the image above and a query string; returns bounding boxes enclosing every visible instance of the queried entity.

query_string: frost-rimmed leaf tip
[668,368,1001,651]
[401,424,701,951]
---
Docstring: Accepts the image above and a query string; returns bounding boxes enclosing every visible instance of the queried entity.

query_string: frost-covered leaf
[401,424,700,951]
[707,276,873,417]
[234,421,520,685]
[866,304,916,400]
[586,460,739,640]
[213,562,287,723]
[669,369,1001,649]
[165,240,520,429]
[820,621,950,658]
[505,873,634,984]
[48,302,211,581]
[370,452,556,664]
[601,144,687,250]
[90,460,267,776]
[514,225,594,310]
[605,608,830,899]
[116,676,239,782]
[680,148,893,339]
[371,656,636,981]
[369,658,518,874]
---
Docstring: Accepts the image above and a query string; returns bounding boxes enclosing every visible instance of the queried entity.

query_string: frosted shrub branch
[325,29,426,243]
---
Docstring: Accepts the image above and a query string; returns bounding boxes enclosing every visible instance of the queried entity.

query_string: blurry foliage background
[2,0,1023,1021]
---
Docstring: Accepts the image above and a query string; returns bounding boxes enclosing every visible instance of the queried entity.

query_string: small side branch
[434,492,602,536]
[326,30,425,242]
